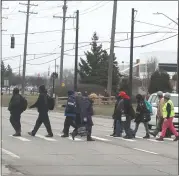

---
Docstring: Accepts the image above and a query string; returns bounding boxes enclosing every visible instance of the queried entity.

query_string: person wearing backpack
[8,88,26,136]
[133,94,151,139]
[28,85,53,137]
[61,90,78,138]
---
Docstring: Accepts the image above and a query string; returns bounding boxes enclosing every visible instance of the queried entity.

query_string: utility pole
[19,55,22,76]
[74,10,79,91]
[129,8,135,97]
[19,0,38,95]
[52,59,57,97]
[107,0,117,96]
[53,0,67,87]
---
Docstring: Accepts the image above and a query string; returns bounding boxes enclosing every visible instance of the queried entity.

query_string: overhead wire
[80,2,111,15]
[115,34,177,48]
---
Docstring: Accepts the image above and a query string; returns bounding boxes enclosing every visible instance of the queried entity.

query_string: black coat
[30,93,48,113]
[8,94,22,114]
[135,100,150,123]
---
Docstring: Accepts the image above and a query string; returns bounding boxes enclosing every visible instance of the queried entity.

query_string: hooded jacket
[64,90,76,117]
[8,88,22,114]
[29,85,48,113]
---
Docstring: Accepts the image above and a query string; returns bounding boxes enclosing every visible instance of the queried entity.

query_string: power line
[80,2,104,13]
[115,34,178,48]
[80,2,111,15]
[135,20,178,31]
[2,28,75,35]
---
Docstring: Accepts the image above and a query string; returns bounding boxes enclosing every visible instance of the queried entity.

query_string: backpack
[144,100,152,114]
[47,95,55,110]
[20,96,28,112]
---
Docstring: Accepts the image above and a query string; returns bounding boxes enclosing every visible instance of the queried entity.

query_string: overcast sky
[1,1,178,76]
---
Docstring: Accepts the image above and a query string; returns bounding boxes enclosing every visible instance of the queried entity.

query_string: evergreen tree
[78,32,120,92]
[1,61,6,86]
[148,70,172,94]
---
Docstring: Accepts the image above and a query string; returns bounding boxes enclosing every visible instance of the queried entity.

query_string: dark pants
[153,117,163,135]
[123,116,133,138]
[134,122,149,135]
[63,116,78,135]
[86,125,92,138]
[32,112,53,135]
[113,119,117,134]
[10,113,21,133]
[76,113,81,126]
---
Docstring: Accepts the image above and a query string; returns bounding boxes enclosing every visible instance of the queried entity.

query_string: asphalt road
[1,107,178,176]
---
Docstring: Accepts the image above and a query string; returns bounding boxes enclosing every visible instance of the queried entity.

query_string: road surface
[1,107,178,176]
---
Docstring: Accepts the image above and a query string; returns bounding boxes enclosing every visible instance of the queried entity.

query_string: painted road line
[68,136,83,141]
[9,135,31,142]
[91,136,111,141]
[35,134,57,141]
[164,138,174,141]
[2,148,20,159]
[133,148,158,155]
[106,135,136,142]
[147,139,163,143]
[135,136,143,139]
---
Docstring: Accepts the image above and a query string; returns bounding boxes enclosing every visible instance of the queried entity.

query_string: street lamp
[153,12,178,94]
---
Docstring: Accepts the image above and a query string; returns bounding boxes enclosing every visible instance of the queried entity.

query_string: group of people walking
[8,85,96,141]
[111,91,179,141]
[8,85,178,142]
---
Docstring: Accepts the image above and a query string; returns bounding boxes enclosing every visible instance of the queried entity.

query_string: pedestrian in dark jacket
[28,85,53,137]
[75,92,83,126]
[115,91,135,139]
[133,94,150,139]
[111,95,122,136]
[72,93,96,141]
[61,90,78,137]
[8,88,23,136]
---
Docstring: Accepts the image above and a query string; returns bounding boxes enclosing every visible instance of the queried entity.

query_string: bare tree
[142,57,158,92]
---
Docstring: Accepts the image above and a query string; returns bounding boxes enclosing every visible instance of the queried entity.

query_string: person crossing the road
[150,91,165,137]
[133,94,151,139]
[61,90,78,138]
[28,85,53,137]
[156,92,179,141]
[8,88,27,136]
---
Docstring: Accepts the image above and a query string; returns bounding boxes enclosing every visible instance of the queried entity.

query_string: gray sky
[2,1,178,76]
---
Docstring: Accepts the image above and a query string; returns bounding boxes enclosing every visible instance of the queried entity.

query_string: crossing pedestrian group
[8,85,179,142]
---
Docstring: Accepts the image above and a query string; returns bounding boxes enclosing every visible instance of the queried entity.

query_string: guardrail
[57,96,116,105]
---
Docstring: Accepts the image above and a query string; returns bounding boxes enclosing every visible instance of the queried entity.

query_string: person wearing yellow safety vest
[156,92,179,141]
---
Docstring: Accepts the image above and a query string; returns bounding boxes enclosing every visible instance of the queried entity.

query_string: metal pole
[74,10,79,91]
[19,55,21,76]
[107,0,117,96]
[21,0,30,95]
[177,20,179,93]
[129,8,135,97]
[59,0,67,86]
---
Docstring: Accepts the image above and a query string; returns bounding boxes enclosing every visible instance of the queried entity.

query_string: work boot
[123,135,133,139]
[149,131,157,137]
[45,134,53,137]
[61,134,69,138]
[71,130,77,140]
[143,134,150,139]
[13,133,21,137]
[173,136,179,141]
[110,133,115,136]
[87,136,95,141]
[156,136,164,141]
[28,132,35,136]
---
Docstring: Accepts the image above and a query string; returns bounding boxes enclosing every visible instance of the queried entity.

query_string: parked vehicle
[148,93,179,131]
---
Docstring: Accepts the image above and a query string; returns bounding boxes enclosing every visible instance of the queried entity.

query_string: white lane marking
[106,135,136,142]
[133,148,158,155]
[9,135,31,142]
[91,136,111,141]
[68,136,83,141]
[164,138,174,141]
[35,134,57,141]
[147,139,163,143]
[2,148,20,158]
[135,136,143,139]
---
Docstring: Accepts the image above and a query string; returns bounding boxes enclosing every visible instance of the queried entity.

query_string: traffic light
[11,35,15,48]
